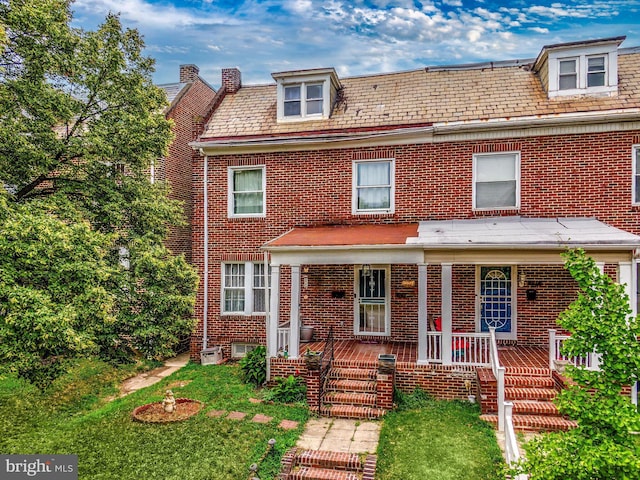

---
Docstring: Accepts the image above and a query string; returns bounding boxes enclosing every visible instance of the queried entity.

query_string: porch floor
[298,340,549,369]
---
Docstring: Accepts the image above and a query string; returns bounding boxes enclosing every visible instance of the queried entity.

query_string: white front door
[355,266,390,336]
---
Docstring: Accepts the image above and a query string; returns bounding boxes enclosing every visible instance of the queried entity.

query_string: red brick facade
[190,131,640,359]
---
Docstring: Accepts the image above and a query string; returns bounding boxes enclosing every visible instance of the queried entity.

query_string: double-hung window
[283,83,323,118]
[473,152,520,210]
[633,146,640,204]
[222,262,269,315]
[587,56,606,87]
[353,159,395,214]
[228,166,265,217]
[558,58,578,90]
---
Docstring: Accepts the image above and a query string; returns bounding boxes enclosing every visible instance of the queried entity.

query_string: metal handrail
[318,326,334,411]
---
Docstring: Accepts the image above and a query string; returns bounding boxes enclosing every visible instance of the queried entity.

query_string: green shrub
[239,345,266,386]
[394,388,432,411]
[263,375,307,404]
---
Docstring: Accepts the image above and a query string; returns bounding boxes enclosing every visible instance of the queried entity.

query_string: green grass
[0,360,308,480]
[376,393,505,480]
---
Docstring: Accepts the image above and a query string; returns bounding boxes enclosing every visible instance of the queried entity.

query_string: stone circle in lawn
[131,398,204,423]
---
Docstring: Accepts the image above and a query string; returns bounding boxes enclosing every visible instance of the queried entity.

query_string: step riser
[327,380,377,393]
[329,368,376,381]
[323,392,377,407]
[505,377,555,388]
[287,467,360,480]
[321,405,386,420]
[505,388,557,401]
[294,451,362,470]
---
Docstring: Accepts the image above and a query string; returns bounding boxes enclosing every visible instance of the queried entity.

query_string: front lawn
[0,360,308,480]
[376,392,505,480]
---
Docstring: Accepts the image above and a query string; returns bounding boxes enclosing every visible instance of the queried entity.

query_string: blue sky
[71,0,640,87]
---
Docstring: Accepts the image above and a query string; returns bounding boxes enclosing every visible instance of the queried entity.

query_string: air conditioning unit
[200,346,223,365]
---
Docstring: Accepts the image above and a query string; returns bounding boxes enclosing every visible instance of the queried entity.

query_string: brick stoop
[321,367,387,420]
[278,448,377,480]
[477,366,577,432]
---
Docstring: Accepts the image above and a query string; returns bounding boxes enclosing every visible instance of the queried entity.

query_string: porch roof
[265,223,419,249]
[408,217,640,249]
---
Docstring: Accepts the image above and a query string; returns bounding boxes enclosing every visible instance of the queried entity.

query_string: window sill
[228,216,266,222]
[473,208,520,217]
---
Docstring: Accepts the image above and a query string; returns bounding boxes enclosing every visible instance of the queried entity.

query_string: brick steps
[321,367,387,420]
[477,366,576,433]
[480,413,577,432]
[279,448,376,480]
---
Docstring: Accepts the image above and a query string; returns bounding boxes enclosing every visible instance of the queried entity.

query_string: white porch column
[441,263,453,365]
[268,265,280,358]
[417,263,428,364]
[289,265,301,359]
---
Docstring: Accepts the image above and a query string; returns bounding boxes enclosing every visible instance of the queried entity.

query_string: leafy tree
[514,248,640,479]
[0,0,197,386]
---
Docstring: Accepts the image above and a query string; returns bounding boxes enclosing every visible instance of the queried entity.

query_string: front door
[355,266,390,336]
[478,266,516,340]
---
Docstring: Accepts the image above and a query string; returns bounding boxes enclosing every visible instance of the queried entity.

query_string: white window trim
[276,73,332,122]
[547,44,618,98]
[633,145,640,205]
[475,265,517,341]
[227,165,266,218]
[472,151,521,211]
[352,158,396,215]
[353,265,391,336]
[221,262,267,316]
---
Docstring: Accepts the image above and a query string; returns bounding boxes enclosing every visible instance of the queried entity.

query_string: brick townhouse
[157,64,216,263]
[189,36,640,428]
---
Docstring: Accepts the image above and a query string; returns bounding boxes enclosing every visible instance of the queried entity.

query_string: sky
[70,0,640,87]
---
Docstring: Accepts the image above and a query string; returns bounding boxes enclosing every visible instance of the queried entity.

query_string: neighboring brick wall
[191,130,640,358]
[162,76,216,264]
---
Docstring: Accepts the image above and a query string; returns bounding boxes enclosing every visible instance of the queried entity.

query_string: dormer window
[558,58,577,90]
[272,68,341,122]
[533,36,624,99]
[284,83,323,117]
[587,56,606,87]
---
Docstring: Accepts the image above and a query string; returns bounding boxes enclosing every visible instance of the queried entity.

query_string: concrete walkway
[118,352,190,396]
[296,418,381,454]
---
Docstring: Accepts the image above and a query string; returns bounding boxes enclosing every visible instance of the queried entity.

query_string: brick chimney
[221,68,241,93]
[179,64,199,83]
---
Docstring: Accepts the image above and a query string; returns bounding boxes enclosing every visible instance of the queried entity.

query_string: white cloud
[529,27,549,34]
[73,0,236,30]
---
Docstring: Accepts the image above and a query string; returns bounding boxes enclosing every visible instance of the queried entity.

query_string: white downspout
[202,155,209,352]
[264,251,271,381]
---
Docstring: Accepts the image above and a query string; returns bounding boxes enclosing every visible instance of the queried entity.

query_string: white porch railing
[426,331,491,366]
[548,329,597,371]
[426,332,442,363]
[277,322,290,354]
